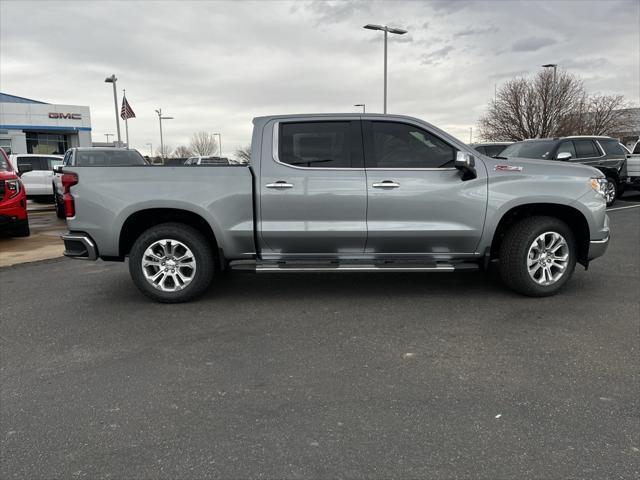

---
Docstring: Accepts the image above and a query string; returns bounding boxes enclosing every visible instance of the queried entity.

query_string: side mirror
[53,165,64,174]
[556,152,572,161]
[455,151,477,180]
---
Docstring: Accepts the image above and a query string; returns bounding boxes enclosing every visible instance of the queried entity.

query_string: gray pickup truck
[61,114,610,302]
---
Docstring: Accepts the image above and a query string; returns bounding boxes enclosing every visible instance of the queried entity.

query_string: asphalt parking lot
[1,196,639,479]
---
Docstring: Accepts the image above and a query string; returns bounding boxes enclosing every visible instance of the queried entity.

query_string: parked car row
[472,136,636,206]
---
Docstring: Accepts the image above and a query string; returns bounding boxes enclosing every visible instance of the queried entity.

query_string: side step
[229,259,479,273]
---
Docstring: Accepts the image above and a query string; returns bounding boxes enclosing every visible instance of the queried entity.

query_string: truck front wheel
[128,223,215,303]
[498,216,577,297]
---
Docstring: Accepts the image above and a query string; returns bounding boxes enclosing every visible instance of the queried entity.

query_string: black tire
[498,216,577,297]
[128,222,215,303]
[13,219,30,237]
[605,178,617,207]
[54,191,66,219]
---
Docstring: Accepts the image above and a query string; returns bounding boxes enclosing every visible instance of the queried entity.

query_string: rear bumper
[61,232,98,260]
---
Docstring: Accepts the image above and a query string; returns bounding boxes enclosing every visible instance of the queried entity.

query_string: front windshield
[501,141,557,160]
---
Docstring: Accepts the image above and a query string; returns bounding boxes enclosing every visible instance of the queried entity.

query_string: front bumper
[61,232,98,260]
[588,234,610,260]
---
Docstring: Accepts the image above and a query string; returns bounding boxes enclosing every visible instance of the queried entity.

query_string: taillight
[62,173,78,218]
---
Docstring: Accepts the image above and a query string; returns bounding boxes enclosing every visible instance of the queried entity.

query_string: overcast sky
[1,0,638,155]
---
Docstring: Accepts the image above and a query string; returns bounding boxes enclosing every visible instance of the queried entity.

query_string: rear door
[363,120,488,254]
[259,119,367,255]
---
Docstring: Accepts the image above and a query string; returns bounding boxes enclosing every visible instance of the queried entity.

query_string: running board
[229,260,479,273]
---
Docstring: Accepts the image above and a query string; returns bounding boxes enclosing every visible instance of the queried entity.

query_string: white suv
[8,154,63,201]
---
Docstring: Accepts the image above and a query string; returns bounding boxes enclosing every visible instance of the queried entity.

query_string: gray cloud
[454,26,498,37]
[420,45,454,65]
[511,36,558,52]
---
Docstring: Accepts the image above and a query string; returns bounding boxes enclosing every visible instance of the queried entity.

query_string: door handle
[372,180,400,188]
[266,181,294,189]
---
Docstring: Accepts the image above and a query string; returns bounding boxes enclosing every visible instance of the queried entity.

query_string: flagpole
[123,89,130,149]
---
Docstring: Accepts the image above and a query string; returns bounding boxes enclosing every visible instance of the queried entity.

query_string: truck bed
[65,165,256,259]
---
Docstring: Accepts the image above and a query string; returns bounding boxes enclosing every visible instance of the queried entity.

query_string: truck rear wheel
[498,216,576,297]
[129,222,215,303]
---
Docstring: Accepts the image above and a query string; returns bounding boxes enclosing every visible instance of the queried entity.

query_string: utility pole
[155,108,174,159]
[363,24,408,114]
[104,75,121,146]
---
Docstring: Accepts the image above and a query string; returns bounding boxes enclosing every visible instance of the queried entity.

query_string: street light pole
[146,143,153,156]
[542,63,558,135]
[155,108,174,159]
[104,75,121,146]
[354,104,366,113]
[363,24,407,114]
[104,133,114,143]
[214,133,222,157]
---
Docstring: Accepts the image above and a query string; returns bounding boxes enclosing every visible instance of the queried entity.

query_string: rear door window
[278,121,363,168]
[599,139,626,156]
[574,139,601,158]
[484,145,507,157]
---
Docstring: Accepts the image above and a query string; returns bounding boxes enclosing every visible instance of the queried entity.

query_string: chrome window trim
[271,118,460,172]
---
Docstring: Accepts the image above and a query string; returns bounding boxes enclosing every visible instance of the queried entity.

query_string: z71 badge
[494,165,523,172]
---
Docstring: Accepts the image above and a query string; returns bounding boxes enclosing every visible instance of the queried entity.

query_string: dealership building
[0,92,92,155]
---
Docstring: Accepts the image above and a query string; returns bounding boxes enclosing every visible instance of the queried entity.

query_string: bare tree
[478,69,630,141]
[189,132,218,156]
[234,144,251,163]
[173,145,193,158]
[156,144,173,158]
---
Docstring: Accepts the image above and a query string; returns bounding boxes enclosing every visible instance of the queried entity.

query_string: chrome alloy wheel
[527,232,570,286]
[604,181,616,205]
[141,239,196,292]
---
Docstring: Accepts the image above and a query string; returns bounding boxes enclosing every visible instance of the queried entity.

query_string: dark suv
[500,136,627,206]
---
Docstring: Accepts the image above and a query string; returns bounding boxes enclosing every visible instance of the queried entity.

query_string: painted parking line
[607,204,640,211]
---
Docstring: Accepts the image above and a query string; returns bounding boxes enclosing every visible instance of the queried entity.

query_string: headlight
[590,177,607,198]
[5,179,21,198]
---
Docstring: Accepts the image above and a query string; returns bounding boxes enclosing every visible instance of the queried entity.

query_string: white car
[8,154,63,200]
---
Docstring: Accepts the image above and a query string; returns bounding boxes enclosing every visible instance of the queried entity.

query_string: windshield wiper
[492,156,508,159]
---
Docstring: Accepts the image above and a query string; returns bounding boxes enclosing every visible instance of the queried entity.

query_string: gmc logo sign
[49,112,82,120]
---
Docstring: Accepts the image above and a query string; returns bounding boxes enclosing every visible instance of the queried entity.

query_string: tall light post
[146,143,153,156]
[104,75,122,146]
[104,133,114,143]
[363,24,407,114]
[354,103,366,113]
[214,132,222,157]
[542,63,558,135]
[155,108,174,159]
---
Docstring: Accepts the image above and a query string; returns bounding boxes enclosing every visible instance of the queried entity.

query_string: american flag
[120,95,136,120]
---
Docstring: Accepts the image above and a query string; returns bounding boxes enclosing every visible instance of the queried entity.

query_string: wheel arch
[490,203,591,266]
[118,208,223,268]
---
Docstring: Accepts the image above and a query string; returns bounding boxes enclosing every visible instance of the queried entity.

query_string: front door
[363,120,487,255]
[259,119,367,256]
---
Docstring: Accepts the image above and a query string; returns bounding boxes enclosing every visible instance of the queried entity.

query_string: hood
[0,170,19,181]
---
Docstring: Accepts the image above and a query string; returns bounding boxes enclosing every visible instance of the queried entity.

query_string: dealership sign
[49,112,82,120]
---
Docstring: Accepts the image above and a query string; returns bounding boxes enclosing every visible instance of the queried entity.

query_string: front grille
[0,180,5,202]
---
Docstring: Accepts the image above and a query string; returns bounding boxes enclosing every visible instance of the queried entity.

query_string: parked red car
[0,148,29,237]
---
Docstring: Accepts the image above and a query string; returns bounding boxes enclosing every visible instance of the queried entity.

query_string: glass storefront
[26,132,69,155]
